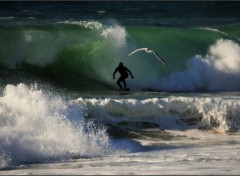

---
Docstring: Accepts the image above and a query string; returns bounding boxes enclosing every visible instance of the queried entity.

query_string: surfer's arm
[126,68,134,79]
[113,68,118,79]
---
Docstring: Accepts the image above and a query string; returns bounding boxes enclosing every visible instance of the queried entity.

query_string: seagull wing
[128,47,167,66]
[128,48,149,56]
[152,51,167,66]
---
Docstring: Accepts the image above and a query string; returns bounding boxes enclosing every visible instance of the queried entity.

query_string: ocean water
[1,1,240,175]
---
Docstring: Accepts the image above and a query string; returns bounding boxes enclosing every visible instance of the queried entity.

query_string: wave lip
[58,20,127,47]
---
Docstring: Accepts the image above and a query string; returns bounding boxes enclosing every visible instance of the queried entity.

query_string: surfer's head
[119,62,123,66]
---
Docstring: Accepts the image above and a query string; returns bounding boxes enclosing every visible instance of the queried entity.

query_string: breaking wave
[0,20,240,91]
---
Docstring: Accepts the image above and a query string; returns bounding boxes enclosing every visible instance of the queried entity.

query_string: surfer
[113,62,134,90]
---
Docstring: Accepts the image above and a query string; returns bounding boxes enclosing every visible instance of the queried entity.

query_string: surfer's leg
[117,78,123,89]
[123,80,126,88]
[122,75,128,88]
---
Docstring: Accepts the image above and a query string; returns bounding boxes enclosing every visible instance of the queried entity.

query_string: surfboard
[118,88,130,95]
[119,88,130,91]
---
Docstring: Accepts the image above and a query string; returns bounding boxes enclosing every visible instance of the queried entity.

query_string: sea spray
[0,83,112,167]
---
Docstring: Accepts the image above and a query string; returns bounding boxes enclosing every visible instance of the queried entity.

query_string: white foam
[100,25,127,47]
[74,95,240,132]
[157,39,240,91]
[209,39,240,72]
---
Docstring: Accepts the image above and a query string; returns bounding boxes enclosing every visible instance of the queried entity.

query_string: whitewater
[1,84,240,174]
[1,1,240,175]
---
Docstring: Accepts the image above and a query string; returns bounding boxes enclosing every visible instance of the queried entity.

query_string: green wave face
[0,24,119,89]
[0,22,240,91]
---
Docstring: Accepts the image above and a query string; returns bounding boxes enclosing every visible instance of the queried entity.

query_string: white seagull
[128,48,167,66]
